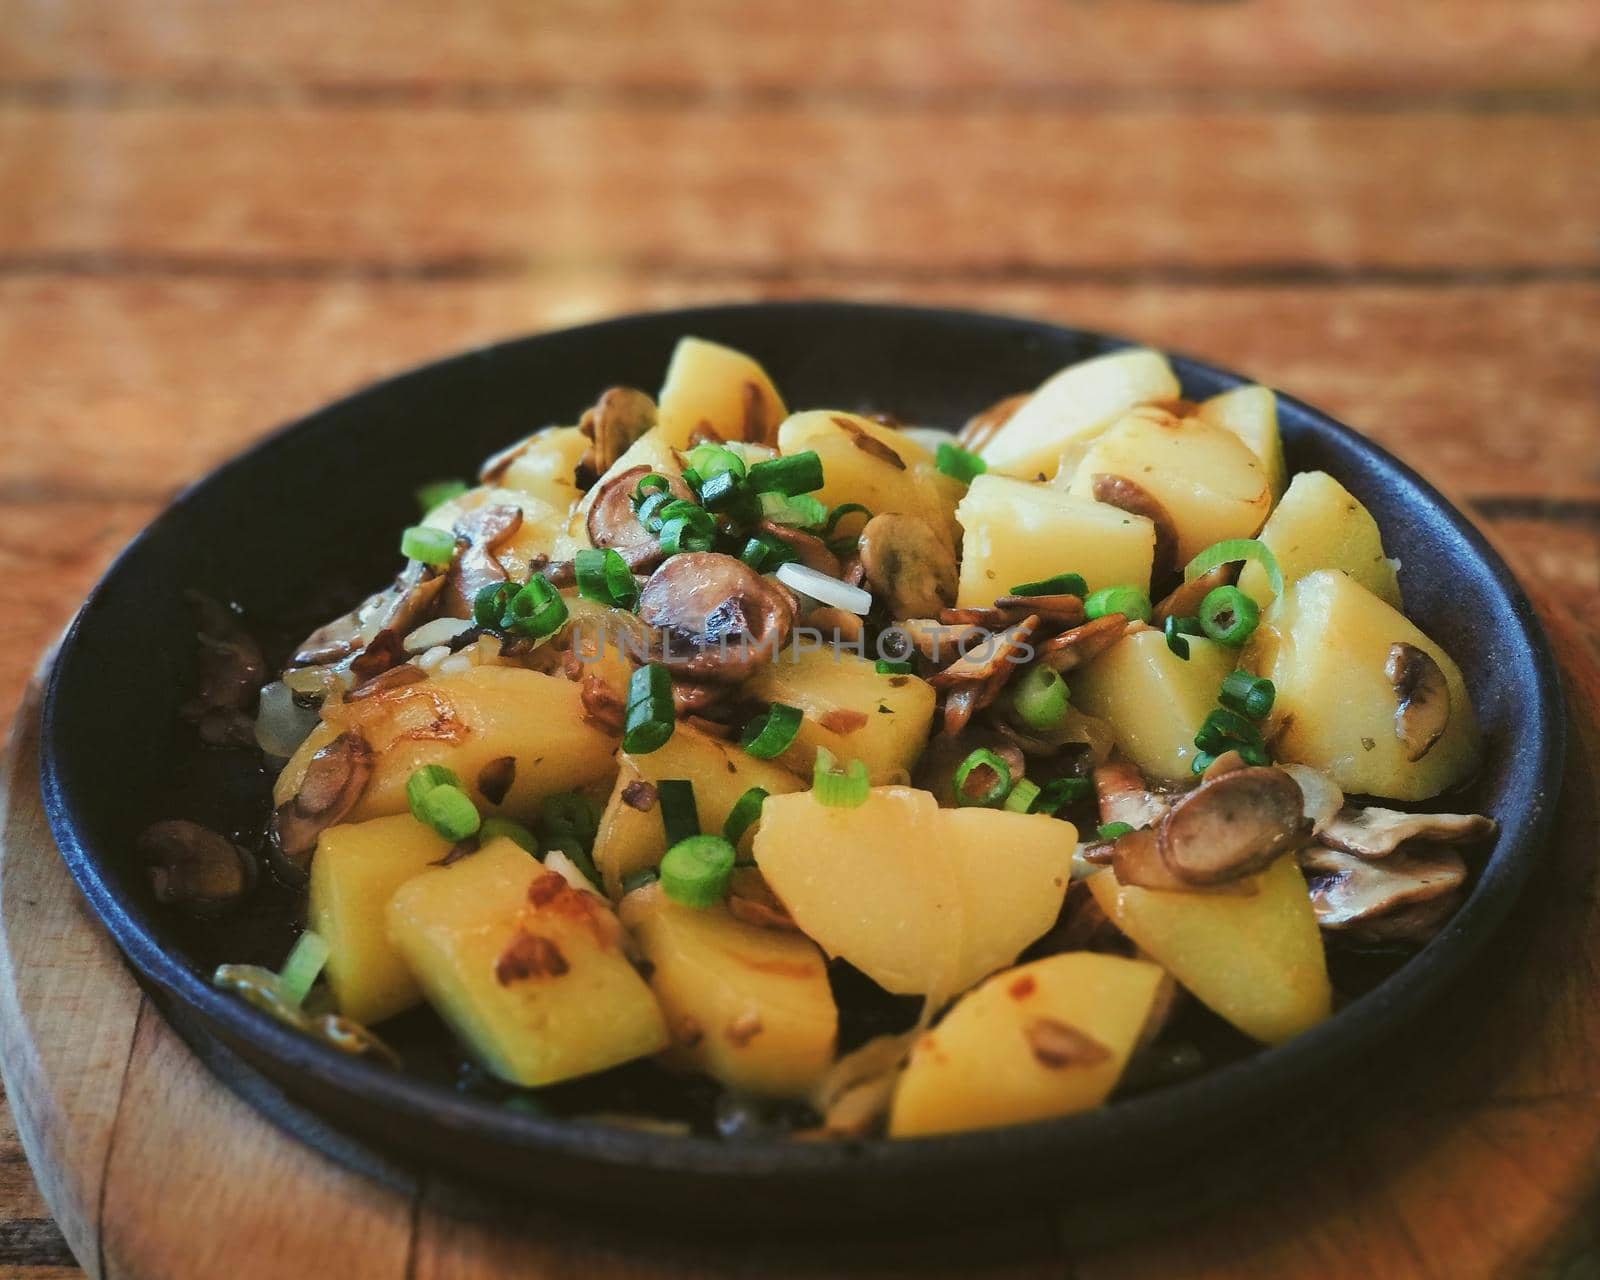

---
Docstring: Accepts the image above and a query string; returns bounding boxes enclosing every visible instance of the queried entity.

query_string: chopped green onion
[1164,614,1203,660]
[678,466,704,493]
[659,834,736,908]
[539,793,600,862]
[739,533,798,572]
[504,577,568,638]
[824,503,872,535]
[1198,586,1260,646]
[1239,742,1271,766]
[828,536,861,557]
[748,451,824,496]
[621,867,660,895]
[1034,777,1094,814]
[419,784,481,841]
[416,478,468,514]
[636,490,674,531]
[473,581,516,629]
[1008,665,1070,731]
[875,659,915,676]
[634,473,672,503]
[479,816,539,855]
[813,747,870,808]
[1003,778,1042,813]
[277,930,331,1007]
[954,748,1012,807]
[935,441,987,483]
[1096,822,1134,841]
[656,780,701,849]
[1195,707,1266,755]
[1220,671,1276,720]
[1084,585,1153,623]
[1185,538,1283,599]
[623,663,676,754]
[574,547,640,610]
[407,764,462,823]
[740,703,804,759]
[688,443,747,481]
[1192,752,1217,776]
[759,492,828,528]
[697,468,746,512]
[659,513,716,556]
[722,787,770,846]
[1010,572,1088,599]
[401,525,457,567]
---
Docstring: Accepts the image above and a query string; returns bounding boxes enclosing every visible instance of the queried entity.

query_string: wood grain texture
[2,0,1596,97]
[0,606,1596,1279]
[2,106,1596,272]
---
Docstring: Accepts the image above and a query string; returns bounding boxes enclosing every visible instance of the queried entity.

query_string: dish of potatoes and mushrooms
[145,337,1497,1140]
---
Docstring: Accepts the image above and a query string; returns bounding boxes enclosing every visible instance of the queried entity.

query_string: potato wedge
[1237,471,1402,609]
[1199,385,1287,501]
[657,336,787,447]
[493,425,590,514]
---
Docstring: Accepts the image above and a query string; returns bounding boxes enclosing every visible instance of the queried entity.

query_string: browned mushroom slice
[1152,565,1235,624]
[579,674,626,734]
[831,415,907,469]
[669,677,730,717]
[956,392,1028,453]
[940,682,986,737]
[1318,805,1497,858]
[1386,642,1452,761]
[1093,761,1171,830]
[1092,474,1179,579]
[992,594,1087,628]
[1109,826,1190,891]
[1299,844,1467,944]
[757,519,841,578]
[438,503,524,618]
[291,561,447,667]
[926,616,1039,689]
[801,606,866,646]
[579,387,657,474]
[1026,1018,1112,1069]
[858,513,957,619]
[1277,763,1344,834]
[587,464,694,552]
[271,731,374,867]
[1037,614,1131,674]
[137,819,257,909]
[179,592,266,746]
[940,606,1013,628]
[637,552,796,681]
[348,628,408,687]
[1157,767,1310,885]
[543,538,664,588]
[896,618,986,664]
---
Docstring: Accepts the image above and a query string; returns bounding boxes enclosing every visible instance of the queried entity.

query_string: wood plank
[1,1,1596,97]
[1,107,1596,271]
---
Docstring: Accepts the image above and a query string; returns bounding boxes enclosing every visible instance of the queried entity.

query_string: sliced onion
[254,681,323,759]
[776,562,873,615]
[404,616,475,652]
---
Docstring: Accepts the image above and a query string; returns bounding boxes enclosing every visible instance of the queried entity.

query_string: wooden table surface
[0,3,1595,1275]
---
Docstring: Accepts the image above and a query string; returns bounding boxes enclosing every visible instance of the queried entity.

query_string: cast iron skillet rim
[39,300,1565,1180]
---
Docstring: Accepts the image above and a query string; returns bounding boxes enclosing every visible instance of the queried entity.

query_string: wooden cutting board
[2,599,1597,1280]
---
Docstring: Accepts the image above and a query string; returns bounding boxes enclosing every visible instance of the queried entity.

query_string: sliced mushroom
[137,819,257,909]
[214,963,400,1065]
[637,552,796,681]
[1092,474,1179,579]
[896,617,986,664]
[831,415,906,469]
[1277,763,1345,835]
[1025,1017,1112,1069]
[271,731,373,868]
[992,594,1086,629]
[1319,805,1497,858]
[348,628,408,687]
[858,514,957,619]
[579,387,657,474]
[801,605,866,646]
[1201,749,1247,781]
[1387,642,1452,761]
[1299,844,1467,944]
[927,615,1039,688]
[1157,767,1311,885]
[579,673,626,735]
[670,677,731,717]
[1152,565,1235,624]
[441,503,524,618]
[586,464,694,552]
[1037,614,1131,674]
[179,592,266,746]
[757,519,840,578]
[292,561,447,667]
[956,392,1028,453]
[1094,761,1171,830]
[544,538,665,588]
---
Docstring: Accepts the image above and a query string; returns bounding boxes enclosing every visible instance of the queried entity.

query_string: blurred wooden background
[0,2,1595,1274]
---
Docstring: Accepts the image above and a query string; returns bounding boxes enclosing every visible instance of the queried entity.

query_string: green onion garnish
[740,703,804,759]
[679,466,704,493]
[748,451,824,496]
[659,513,716,556]
[936,441,987,484]
[1008,665,1070,731]
[406,764,462,823]
[419,784,482,842]
[954,748,1012,807]
[416,478,468,514]
[479,816,539,854]
[688,443,747,481]
[575,547,641,611]
[634,473,673,503]
[636,490,674,531]
[722,786,770,846]
[473,582,515,630]
[656,779,701,849]
[1195,707,1266,756]
[401,525,457,567]
[659,834,737,908]
[739,533,798,572]
[1096,822,1134,841]
[1198,586,1260,646]
[875,659,915,676]
[824,503,872,536]
[1164,614,1203,660]
[1220,671,1276,720]
[504,577,568,638]
[697,469,746,512]
[812,747,870,808]
[1034,776,1094,814]
[759,492,828,528]
[539,792,600,860]
[1185,538,1284,599]
[1003,778,1042,813]
[1010,572,1089,599]
[623,663,676,754]
[277,930,331,1007]
[1084,585,1152,623]
[621,867,660,895]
